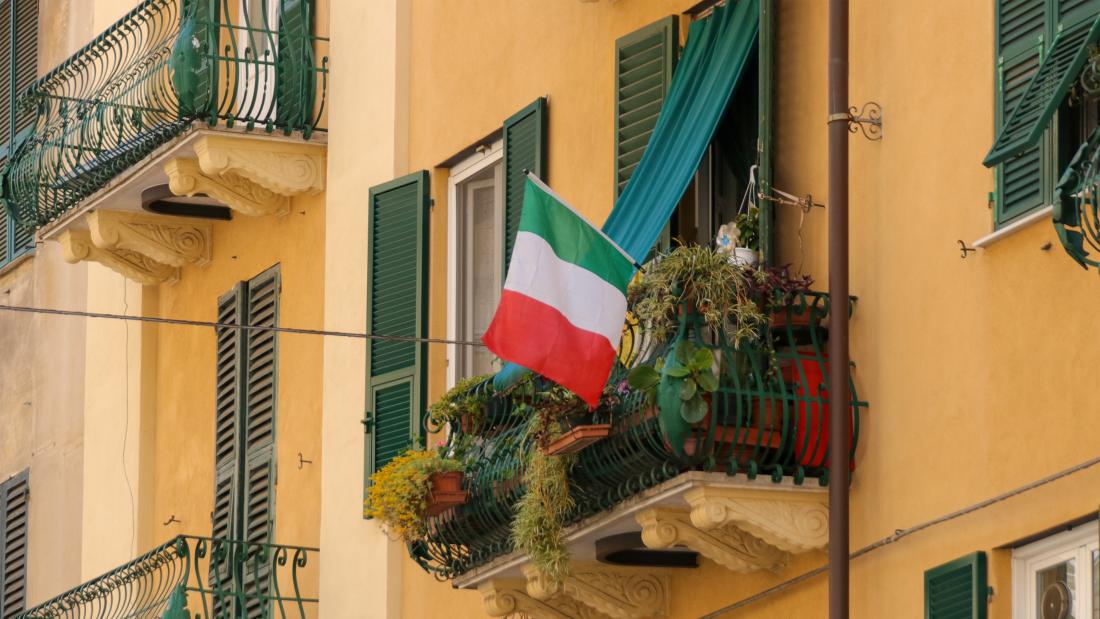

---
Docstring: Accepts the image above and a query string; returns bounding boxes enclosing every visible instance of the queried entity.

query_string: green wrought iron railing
[3,0,328,230]
[410,290,867,579]
[1055,122,1100,270]
[18,536,318,619]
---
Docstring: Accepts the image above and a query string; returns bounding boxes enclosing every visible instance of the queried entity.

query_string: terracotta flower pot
[425,471,468,517]
[544,424,612,455]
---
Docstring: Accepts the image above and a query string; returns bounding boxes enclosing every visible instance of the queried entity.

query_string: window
[1013,523,1100,619]
[0,470,29,619]
[213,266,280,615]
[0,0,37,269]
[448,143,503,383]
[987,0,1100,226]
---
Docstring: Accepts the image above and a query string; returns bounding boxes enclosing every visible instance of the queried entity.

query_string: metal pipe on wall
[827,0,851,617]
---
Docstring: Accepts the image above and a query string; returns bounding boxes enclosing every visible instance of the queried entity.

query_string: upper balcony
[2,0,328,284]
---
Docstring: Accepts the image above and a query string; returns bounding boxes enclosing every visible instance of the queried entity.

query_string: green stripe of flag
[518,178,635,291]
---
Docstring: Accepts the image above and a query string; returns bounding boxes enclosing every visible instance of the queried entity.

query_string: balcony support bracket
[684,486,829,553]
[165,157,290,218]
[87,210,212,268]
[479,579,612,619]
[523,563,669,619]
[637,507,788,573]
[194,134,326,196]
[60,229,179,285]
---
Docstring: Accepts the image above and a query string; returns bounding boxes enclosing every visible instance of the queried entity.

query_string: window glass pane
[470,183,497,375]
[1037,558,1076,619]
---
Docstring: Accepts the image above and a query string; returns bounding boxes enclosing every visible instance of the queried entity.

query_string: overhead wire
[0,303,488,347]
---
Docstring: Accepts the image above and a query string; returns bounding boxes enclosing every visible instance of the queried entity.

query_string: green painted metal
[985,12,1100,167]
[502,98,547,277]
[2,0,329,230]
[1054,122,1100,268]
[924,551,988,619]
[364,171,430,507]
[409,290,867,579]
[16,536,319,619]
[758,0,775,265]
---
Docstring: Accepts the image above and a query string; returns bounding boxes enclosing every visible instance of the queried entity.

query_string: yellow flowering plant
[364,448,464,542]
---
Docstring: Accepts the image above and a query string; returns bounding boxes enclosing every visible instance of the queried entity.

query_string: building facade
[0,1,1098,618]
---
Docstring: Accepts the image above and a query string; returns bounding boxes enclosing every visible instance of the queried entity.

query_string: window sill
[972,205,1053,249]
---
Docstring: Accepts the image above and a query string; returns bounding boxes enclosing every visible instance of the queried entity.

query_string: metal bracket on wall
[828,101,883,141]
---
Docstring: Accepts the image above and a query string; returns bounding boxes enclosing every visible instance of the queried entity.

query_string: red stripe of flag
[482,289,617,407]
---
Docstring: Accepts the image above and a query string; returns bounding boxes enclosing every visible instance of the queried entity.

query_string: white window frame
[446,141,504,389]
[1012,522,1099,619]
[237,0,280,120]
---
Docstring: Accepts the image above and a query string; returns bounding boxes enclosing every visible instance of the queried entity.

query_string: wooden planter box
[544,424,612,455]
[425,471,468,516]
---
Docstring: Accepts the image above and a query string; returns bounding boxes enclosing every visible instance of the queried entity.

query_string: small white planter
[730,247,759,267]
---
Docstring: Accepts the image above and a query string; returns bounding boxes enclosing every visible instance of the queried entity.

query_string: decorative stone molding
[165,157,290,218]
[523,564,669,619]
[637,507,788,573]
[59,229,178,285]
[87,210,211,268]
[479,579,611,619]
[193,134,326,196]
[684,487,829,553]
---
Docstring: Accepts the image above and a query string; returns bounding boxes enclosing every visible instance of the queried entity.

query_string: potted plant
[427,373,495,433]
[364,448,467,541]
[716,203,760,266]
[743,265,817,330]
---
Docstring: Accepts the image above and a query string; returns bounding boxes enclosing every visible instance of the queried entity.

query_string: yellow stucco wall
[394,0,1100,617]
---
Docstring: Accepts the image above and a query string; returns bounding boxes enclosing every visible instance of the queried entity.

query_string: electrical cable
[698,451,1100,618]
[120,282,136,555]
[0,304,488,347]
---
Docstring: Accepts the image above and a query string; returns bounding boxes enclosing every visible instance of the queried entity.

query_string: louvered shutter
[924,552,988,619]
[0,214,8,265]
[985,12,1100,166]
[614,16,678,198]
[0,471,29,619]
[10,220,29,257]
[502,98,547,275]
[364,171,429,501]
[1059,0,1100,28]
[241,267,278,617]
[11,0,34,137]
[275,0,314,131]
[211,286,244,613]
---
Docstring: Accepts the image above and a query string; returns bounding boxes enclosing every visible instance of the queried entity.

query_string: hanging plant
[513,410,575,588]
[627,244,766,345]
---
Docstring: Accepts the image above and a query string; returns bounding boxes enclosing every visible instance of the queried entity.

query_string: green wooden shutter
[985,13,1100,166]
[240,267,278,617]
[998,48,1045,220]
[0,470,29,619]
[11,0,34,137]
[1059,0,1100,28]
[502,98,547,274]
[211,285,243,614]
[275,0,314,132]
[924,552,988,619]
[757,0,775,264]
[615,16,678,198]
[364,171,429,504]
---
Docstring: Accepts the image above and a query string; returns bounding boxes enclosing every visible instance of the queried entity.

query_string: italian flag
[482,174,636,407]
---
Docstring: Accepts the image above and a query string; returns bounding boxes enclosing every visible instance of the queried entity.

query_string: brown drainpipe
[827,0,850,617]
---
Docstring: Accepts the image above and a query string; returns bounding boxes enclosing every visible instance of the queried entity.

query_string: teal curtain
[602,0,759,261]
[493,0,759,390]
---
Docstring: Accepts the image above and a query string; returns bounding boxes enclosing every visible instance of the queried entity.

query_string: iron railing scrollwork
[18,536,318,619]
[411,290,867,580]
[3,0,329,230]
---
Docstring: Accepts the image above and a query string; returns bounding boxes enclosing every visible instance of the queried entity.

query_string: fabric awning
[602,0,760,261]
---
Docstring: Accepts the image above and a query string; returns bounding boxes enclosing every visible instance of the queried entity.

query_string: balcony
[408,289,865,617]
[18,536,318,619]
[2,0,328,284]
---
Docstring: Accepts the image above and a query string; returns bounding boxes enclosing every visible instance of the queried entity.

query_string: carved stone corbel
[479,579,611,619]
[87,210,211,268]
[637,507,788,574]
[523,564,669,619]
[59,229,178,285]
[165,158,290,218]
[684,487,829,553]
[193,134,326,196]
